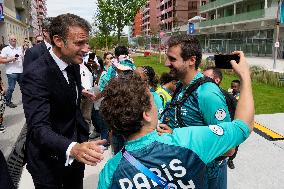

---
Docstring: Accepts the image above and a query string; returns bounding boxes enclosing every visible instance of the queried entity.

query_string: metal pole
[159,35,162,64]
[273,0,281,69]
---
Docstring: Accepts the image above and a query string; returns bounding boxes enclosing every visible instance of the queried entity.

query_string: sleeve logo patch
[215,109,227,121]
[209,125,224,136]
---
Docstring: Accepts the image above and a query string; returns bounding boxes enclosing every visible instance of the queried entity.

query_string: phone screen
[88,53,96,62]
[214,54,240,69]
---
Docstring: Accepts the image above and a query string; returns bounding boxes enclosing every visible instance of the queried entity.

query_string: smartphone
[88,53,96,62]
[214,54,240,69]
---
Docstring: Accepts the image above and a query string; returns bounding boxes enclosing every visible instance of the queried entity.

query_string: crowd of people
[0,13,254,189]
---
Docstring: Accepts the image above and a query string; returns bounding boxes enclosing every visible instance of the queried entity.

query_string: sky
[46,0,97,24]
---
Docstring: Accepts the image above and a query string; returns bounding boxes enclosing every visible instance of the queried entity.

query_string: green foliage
[249,66,284,87]
[132,55,284,114]
[94,0,147,42]
[89,35,114,50]
[201,60,284,88]
[89,35,129,50]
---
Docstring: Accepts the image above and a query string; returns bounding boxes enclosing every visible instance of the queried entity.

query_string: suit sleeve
[22,63,73,160]
[23,48,33,72]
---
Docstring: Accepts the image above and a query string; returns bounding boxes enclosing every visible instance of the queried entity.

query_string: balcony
[200,0,240,13]
[38,15,44,20]
[37,8,44,14]
[15,0,26,11]
[142,7,150,14]
[199,9,265,28]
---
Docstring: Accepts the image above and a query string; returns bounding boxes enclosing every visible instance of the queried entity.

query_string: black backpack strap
[220,88,237,120]
[160,76,216,127]
[175,76,216,127]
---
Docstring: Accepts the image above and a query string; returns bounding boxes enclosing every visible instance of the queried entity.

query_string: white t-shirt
[80,63,93,91]
[0,45,23,74]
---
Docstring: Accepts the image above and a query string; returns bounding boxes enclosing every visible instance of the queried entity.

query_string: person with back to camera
[98,51,254,188]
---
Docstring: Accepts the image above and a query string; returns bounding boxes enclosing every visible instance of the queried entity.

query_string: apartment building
[157,0,207,32]
[29,0,39,39]
[197,0,284,57]
[37,0,47,33]
[132,10,142,37]
[0,0,30,47]
[141,0,159,35]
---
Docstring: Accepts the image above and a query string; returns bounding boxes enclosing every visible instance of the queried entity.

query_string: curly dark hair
[141,66,159,90]
[49,13,91,46]
[100,74,151,138]
[115,46,129,57]
[167,34,202,69]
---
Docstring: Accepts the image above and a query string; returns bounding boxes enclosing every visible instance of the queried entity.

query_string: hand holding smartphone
[214,54,240,69]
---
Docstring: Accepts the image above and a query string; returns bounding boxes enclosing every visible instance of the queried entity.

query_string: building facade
[157,0,207,32]
[36,0,47,34]
[0,0,47,48]
[29,0,39,39]
[196,0,284,57]
[141,0,158,35]
[132,10,142,37]
[0,0,30,47]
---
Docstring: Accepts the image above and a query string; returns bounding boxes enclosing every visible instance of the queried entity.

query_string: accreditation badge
[209,125,224,136]
[214,108,226,121]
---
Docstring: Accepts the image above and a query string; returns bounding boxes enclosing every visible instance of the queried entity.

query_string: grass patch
[132,55,284,114]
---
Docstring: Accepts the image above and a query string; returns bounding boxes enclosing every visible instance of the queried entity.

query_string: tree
[95,0,147,43]
[94,0,115,49]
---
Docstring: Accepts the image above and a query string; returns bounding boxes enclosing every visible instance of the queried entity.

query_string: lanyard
[121,147,174,189]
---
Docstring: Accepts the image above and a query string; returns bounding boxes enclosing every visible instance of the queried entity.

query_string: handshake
[82,89,99,102]
[70,139,107,166]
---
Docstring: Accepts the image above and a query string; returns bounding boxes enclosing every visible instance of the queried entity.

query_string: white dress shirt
[49,49,77,166]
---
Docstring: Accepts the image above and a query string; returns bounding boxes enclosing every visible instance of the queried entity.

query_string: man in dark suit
[23,17,53,71]
[0,150,15,189]
[22,13,106,189]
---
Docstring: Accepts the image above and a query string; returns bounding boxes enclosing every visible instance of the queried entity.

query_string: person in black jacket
[22,13,106,189]
[0,150,15,189]
[23,17,53,71]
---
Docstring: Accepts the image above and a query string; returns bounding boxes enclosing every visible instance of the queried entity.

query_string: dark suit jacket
[23,42,48,73]
[0,150,15,189]
[22,51,89,184]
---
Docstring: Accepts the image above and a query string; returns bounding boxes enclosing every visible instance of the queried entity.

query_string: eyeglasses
[36,40,43,44]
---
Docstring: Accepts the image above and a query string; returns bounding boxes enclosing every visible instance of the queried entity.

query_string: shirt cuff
[65,142,77,166]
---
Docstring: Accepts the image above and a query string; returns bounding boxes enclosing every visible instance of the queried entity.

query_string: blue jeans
[92,109,109,141]
[206,160,228,189]
[6,73,23,104]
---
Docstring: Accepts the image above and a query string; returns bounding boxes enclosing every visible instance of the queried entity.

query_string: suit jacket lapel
[40,42,48,54]
[73,64,82,105]
[45,53,77,104]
